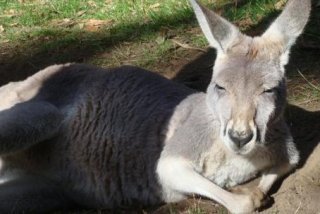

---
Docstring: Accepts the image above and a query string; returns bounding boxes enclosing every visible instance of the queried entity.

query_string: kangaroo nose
[228,129,253,148]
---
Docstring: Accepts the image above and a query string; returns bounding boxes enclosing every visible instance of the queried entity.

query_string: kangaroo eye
[216,84,225,91]
[263,88,275,94]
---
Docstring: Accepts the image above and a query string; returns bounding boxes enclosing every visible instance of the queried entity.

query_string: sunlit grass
[0,0,287,71]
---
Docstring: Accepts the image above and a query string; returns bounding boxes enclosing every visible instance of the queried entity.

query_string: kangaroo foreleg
[258,162,294,194]
[157,157,262,213]
[230,161,295,209]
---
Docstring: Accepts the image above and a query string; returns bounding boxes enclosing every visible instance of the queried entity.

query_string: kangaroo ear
[189,0,243,54]
[262,0,311,55]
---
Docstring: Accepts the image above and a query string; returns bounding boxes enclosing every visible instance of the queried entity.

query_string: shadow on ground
[0,7,196,86]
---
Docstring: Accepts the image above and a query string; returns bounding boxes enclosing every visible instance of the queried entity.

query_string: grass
[287,72,320,110]
[3,0,189,25]
[0,0,286,71]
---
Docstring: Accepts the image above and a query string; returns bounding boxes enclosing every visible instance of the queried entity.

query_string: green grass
[0,0,194,40]
[0,0,286,70]
[0,0,201,27]
[288,74,320,108]
[0,0,282,38]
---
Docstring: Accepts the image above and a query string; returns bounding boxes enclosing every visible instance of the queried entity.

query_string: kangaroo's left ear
[189,0,244,55]
[262,0,311,58]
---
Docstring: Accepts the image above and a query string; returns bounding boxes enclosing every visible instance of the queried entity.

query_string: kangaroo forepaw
[250,187,265,209]
[229,187,271,213]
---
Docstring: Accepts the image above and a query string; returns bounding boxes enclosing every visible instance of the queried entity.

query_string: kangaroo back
[0,64,197,208]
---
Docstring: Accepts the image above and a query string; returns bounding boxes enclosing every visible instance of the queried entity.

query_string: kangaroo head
[190,0,311,155]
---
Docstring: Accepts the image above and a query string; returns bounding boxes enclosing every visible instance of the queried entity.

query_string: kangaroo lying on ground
[0,0,311,213]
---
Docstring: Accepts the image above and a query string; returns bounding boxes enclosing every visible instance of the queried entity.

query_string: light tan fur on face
[230,96,256,131]
[0,64,71,111]
[248,36,285,60]
[220,35,285,61]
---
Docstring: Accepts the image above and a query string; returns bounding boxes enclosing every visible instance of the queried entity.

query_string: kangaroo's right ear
[262,0,311,62]
[189,0,244,55]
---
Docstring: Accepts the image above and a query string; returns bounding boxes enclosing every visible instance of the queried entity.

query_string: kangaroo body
[0,64,195,209]
[0,0,311,213]
[0,63,294,212]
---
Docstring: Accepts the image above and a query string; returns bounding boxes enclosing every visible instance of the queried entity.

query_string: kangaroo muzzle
[228,128,253,148]
[225,118,257,153]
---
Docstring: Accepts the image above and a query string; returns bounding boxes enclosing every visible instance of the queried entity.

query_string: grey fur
[0,0,311,213]
[0,64,195,212]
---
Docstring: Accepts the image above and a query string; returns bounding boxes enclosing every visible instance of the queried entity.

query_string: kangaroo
[0,0,311,213]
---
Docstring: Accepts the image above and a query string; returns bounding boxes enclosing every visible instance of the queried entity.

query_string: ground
[0,1,320,214]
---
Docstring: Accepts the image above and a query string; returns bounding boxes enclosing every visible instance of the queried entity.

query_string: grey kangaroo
[0,0,311,213]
